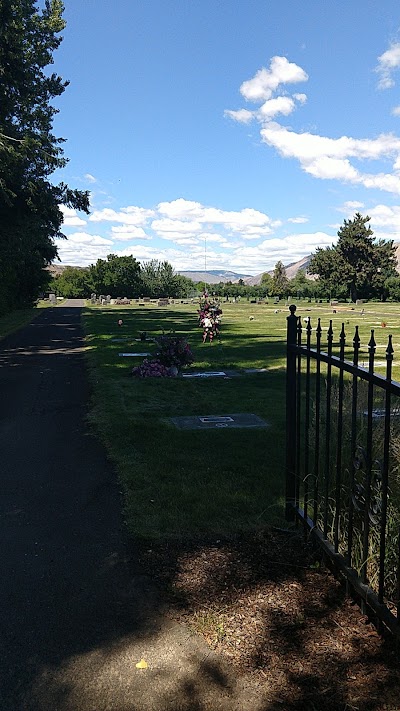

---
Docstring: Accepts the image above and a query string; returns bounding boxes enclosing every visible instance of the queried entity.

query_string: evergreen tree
[309,214,397,302]
[0,0,89,313]
[271,261,289,297]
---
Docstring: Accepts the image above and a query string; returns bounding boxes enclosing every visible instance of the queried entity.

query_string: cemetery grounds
[80,301,400,707]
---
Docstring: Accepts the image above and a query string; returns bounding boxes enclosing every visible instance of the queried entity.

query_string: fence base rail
[293,506,400,639]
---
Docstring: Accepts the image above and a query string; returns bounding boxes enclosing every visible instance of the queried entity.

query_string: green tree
[309,214,397,302]
[385,276,400,302]
[0,0,89,314]
[53,266,89,298]
[140,259,188,297]
[260,272,273,294]
[289,268,316,299]
[271,261,289,297]
[88,254,141,297]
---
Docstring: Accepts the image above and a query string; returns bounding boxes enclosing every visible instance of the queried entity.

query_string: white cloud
[240,56,308,102]
[293,93,307,104]
[84,173,97,183]
[59,205,87,227]
[56,232,113,266]
[391,106,400,116]
[151,218,202,235]
[259,96,296,119]
[89,206,154,224]
[376,43,400,89]
[111,224,150,240]
[224,108,254,123]
[154,199,279,239]
[288,216,309,224]
[226,55,400,197]
[341,201,365,211]
[259,122,400,193]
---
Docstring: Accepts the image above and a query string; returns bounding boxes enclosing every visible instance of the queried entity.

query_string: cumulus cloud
[258,96,296,119]
[226,55,400,197]
[56,232,113,266]
[240,56,308,102]
[224,108,254,123]
[59,205,87,227]
[155,199,279,239]
[89,206,155,224]
[259,122,400,193]
[376,43,400,89]
[111,225,151,240]
[392,106,400,116]
[288,216,309,224]
[341,201,365,211]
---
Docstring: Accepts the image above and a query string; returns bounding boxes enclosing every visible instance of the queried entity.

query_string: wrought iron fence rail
[285,305,400,637]
[297,346,400,395]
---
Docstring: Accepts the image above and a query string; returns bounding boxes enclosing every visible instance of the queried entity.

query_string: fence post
[286,304,298,520]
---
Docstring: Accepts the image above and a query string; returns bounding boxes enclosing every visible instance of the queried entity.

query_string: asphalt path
[0,302,262,711]
[0,302,142,707]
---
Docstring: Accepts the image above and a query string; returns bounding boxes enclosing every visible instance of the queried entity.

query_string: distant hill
[178,269,252,284]
[47,264,84,276]
[244,255,313,286]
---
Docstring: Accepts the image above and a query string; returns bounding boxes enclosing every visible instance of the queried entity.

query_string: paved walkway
[0,302,264,711]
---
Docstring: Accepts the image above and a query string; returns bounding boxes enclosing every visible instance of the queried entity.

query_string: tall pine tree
[0,0,89,313]
[309,213,397,301]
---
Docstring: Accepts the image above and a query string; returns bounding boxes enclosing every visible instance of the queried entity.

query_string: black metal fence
[286,304,400,637]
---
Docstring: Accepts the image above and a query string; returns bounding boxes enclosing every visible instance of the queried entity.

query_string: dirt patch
[138,529,400,711]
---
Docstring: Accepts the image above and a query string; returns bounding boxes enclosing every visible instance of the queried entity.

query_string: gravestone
[118,352,151,357]
[49,293,56,304]
[170,413,269,430]
[182,371,227,378]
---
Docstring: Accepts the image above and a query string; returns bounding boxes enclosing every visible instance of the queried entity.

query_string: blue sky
[51,0,400,275]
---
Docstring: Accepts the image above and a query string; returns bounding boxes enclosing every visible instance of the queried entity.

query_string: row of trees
[52,256,195,299]
[51,213,400,302]
[0,0,89,316]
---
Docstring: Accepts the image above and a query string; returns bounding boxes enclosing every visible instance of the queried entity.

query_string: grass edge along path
[0,302,53,342]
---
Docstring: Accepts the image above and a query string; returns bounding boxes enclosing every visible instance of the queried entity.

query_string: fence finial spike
[387,333,394,357]
[369,329,376,350]
[289,304,297,316]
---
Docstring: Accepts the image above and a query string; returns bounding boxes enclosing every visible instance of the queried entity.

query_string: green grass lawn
[82,298,400,541]
[0,301,53,341]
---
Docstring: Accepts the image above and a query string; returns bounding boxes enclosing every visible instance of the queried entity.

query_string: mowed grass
[0,301,53,341]
[82,299,400,540]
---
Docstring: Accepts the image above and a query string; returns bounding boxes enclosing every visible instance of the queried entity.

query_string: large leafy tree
[140,259,193,298]
[0,0,89,313]
[52,266,90,298]
[309,213,397,302]
[87,255,142,297]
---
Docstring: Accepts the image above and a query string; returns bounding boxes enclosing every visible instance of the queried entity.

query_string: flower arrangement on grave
[154,333,194,369]
[131,358,173,378]
[197,300,222,343]
[131,333,194,377]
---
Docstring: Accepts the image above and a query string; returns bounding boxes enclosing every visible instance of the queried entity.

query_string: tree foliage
[309,213,397,301]
[271,261,289,297]
[0,0,89,313]
[51,257,195,299]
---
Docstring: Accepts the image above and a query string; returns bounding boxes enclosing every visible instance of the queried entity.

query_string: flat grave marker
[170,413,269,430]
[182,371,227,378]
[118,352,151,357]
